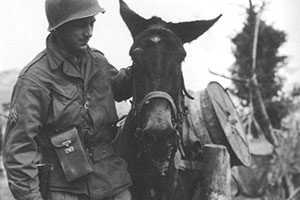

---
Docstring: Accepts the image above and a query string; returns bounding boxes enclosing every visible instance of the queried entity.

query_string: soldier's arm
[109,64,133,102]
[91,49,133,102]
[3,76,50,200]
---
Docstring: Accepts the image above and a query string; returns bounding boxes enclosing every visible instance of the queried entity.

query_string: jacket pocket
[50,85,81,131]
[51,85,77,104]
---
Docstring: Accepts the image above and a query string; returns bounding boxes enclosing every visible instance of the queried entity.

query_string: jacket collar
[46,34,98,79]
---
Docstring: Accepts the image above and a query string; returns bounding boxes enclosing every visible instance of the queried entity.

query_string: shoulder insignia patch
[7,104,18,127]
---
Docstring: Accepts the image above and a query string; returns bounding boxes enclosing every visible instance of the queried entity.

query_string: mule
[117,1,221,199]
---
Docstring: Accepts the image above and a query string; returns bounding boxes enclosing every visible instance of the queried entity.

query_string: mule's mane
[131,16,181,44]
[148,16,165,26]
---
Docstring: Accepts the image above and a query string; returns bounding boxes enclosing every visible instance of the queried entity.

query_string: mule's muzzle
[142,127,179,176]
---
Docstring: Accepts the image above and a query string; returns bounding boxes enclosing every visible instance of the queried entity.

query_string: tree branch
[208,69,248,84]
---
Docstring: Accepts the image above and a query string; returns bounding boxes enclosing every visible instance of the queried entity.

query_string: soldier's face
[56,16,96,54]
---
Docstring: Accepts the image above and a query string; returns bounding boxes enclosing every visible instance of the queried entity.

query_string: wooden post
[201,144,231,200]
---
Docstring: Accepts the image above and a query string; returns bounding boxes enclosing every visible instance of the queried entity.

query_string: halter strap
[134,91,178,119]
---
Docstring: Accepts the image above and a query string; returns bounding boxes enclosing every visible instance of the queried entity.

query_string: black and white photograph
[0,0,299,199]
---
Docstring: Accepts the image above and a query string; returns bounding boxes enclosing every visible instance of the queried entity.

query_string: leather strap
[135,91,177,118]
[177,159,204,171]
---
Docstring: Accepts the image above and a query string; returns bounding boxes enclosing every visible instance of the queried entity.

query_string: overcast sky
[0,0,299,92]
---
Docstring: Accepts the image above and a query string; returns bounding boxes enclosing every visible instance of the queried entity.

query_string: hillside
[0,69,19,105]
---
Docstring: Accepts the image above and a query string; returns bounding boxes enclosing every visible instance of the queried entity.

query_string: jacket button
[84,101,89,109]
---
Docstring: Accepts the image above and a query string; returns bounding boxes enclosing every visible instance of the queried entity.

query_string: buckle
[62,140,72,147]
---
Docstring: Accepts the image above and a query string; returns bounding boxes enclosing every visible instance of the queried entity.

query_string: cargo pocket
[51,85,80,131]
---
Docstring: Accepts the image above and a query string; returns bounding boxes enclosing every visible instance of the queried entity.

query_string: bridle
[129,27,194,176]
[131,90,180,176]
[132,91,178,128]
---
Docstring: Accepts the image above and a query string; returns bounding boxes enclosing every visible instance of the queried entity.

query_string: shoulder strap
[19,49,47,77]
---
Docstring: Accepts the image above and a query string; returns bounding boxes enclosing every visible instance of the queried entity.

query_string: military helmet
[45,0,105,31]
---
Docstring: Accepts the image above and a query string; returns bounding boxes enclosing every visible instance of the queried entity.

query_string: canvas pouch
[50,127,93,182]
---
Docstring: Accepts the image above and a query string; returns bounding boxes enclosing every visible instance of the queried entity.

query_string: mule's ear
[169,14,222,44]
[119,0,148,37]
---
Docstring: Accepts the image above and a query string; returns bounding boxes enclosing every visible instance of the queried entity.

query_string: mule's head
[120,0,221,175]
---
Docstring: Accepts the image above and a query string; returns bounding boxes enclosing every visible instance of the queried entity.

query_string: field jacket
[3,34,132,200]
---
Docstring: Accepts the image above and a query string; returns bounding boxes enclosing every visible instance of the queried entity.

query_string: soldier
[2,0,133,199]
